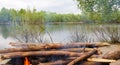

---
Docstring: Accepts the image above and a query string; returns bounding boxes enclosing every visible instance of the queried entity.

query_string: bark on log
[0,42,106,53]
[0,47,102,55]
[6,42,109,53]
[103,50,120,60]
[0,48,34,53]
[0,48,93,53]
[61,48,102,55]
[61,48,94,52]
[1,51,84,59]
[10,42,110,48]
[67,49,97,65]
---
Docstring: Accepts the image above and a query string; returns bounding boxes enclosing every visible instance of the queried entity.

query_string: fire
[24,57,30,65]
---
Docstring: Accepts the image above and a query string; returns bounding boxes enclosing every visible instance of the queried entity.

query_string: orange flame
[24,57,30,65]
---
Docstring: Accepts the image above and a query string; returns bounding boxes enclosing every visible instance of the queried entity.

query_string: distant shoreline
[47,22,83,25]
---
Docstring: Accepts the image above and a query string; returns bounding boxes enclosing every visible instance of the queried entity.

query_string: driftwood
[68,49,97,65]
[103,50,120,60]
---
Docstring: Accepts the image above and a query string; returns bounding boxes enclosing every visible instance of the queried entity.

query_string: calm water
[0,24,120,49]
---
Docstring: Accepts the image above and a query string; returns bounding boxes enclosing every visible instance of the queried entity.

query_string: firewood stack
[0,42,117,65]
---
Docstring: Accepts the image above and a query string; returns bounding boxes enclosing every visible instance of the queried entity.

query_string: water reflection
[0,24,120,48]
[0,24,11,39]
[0,25,15,49]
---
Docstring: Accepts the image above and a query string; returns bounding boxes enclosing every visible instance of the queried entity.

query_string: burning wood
[0,42,117,65]
[24,57,30,65]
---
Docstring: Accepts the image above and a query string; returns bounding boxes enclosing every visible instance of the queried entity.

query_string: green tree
[76,0,120,23]
[0,8,11,23]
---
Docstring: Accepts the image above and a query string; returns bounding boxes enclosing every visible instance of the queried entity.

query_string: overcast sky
[0,0,80,14]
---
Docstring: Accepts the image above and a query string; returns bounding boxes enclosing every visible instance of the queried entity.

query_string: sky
[0,0,81,14]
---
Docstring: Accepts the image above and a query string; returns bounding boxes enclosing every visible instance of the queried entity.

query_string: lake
[0,24,120,49]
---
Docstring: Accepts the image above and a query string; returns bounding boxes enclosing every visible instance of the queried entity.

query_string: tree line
[0,8,81,25]
[1,0,120,24]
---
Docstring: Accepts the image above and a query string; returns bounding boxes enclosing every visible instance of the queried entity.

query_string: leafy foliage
[76,0,120,23]
[0,8,81,24]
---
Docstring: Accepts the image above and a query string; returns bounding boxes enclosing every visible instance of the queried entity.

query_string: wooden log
[1,51,84,59]
[10,42,110,48]
[61,48,102,55]
[102,50,120,60]
[67,57,116,63]
[67,49,97,65]
[38,61,109,65]
[0,42,106,53]
[0,48,34,53]
[0,48,93,53]
[87,58,116,63]
[0,47,102,55]
[61,48,94,52]
[6,42,109,53]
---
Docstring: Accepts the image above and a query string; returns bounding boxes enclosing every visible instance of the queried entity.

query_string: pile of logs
[0,42,117,65]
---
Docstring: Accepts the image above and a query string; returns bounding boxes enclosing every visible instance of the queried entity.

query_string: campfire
[24,57,30,65]
[0,42,118,65]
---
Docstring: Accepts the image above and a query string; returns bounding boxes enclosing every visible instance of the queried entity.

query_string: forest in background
[0,8,81,25]
[0,0,120,24]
